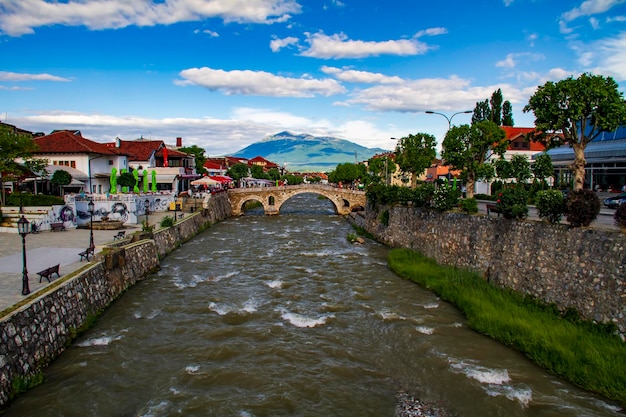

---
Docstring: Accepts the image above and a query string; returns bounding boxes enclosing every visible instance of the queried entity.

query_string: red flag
[163,146,169,167]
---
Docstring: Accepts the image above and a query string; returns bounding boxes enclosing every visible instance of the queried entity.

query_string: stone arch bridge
[227,184,366,216]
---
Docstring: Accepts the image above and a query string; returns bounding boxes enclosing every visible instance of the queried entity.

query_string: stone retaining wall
[0,193,231,408]
[349,205,626,336]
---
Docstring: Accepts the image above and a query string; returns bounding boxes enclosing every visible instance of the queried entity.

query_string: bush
[496,186,528,220]
[5,193,65,206]
[614,203,626,229]
[459,197,478,214]
[474,193,496,201]
[432,183,461,212]
[412,183,435,207]
[564,189,601,227]
[160,215,175,228]
[536,190,565,224]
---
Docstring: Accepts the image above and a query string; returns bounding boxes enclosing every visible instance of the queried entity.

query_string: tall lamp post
[144,199,150,226]
[425,110,472,130]
[88,199,95,249]
[17,216,30,295]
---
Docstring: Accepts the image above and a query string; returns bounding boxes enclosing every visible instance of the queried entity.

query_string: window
[109,160,114,165]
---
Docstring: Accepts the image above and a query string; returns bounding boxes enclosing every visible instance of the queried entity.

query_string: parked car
[603,192,626,208]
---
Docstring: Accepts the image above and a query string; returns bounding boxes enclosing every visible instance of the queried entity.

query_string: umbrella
[191,177,220,186]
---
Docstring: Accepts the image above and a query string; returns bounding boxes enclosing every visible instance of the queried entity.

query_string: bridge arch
[228,184,366,216]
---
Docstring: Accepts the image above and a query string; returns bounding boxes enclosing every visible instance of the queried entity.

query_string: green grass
[388,248,626,406]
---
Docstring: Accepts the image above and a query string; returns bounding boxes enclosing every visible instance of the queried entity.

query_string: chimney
[176,137,182,147]
[116,137,121,148]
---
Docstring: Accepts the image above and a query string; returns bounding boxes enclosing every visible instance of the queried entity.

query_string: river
[4,194,622,416]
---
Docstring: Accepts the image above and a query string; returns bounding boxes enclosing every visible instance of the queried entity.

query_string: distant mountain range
[232,131,386,172]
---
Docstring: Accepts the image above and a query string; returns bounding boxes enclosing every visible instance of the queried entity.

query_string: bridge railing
[228,183,364,194]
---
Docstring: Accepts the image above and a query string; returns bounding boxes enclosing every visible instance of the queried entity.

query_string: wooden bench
[50,222,66,232]
[36,264,60,283]
[78,247,94,262]
[486,203,501,216]
[113,231,126,240]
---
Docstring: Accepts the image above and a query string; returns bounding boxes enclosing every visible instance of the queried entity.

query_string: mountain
[232,131,386,172]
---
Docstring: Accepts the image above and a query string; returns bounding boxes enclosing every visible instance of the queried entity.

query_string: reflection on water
[4,194,622,417]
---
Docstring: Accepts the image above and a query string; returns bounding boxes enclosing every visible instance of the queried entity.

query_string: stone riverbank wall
[349,204,626,337]
[0,193,231,408]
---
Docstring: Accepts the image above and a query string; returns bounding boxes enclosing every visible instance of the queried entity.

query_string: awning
[155,174,177,183]
[191,177,220,186]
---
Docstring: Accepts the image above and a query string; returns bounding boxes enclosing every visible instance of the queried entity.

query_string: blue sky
[1,0,625,158]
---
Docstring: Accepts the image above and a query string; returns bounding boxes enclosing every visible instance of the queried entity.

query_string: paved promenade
[0,211,172,314]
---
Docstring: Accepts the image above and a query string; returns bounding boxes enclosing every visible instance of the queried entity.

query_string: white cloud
[337,75,531,113]
[194,28,219,37]
[300,32,432,59]
[559,0,626,33]
[496,52,544,69]
[175,67,346,97]
[503,0,514,6]
[414,27,448,38]
[0,71,71,82]
[0,0,302,36]
[585,32,626,80]
[321,66,404,84]
[270,36,299,52]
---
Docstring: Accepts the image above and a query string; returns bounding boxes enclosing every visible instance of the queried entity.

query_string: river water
[5,194,623,417]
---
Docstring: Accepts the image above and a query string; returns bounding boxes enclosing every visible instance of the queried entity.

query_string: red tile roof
[501,126,546,152]
[107,139,163,161]
[33,130,123,155]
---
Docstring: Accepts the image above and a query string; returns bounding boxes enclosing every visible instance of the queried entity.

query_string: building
[543,125,626,192]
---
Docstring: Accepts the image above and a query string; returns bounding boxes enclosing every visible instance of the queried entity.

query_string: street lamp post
[174,200,178,224]
[425,110,473,130]
[88,199,95,249]
[17,216,30,295]
[144,199,150,226]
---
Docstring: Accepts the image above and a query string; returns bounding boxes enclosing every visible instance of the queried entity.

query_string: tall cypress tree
[490,89,503,126]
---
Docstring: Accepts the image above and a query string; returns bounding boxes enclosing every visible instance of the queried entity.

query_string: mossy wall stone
[349,205,626,336]
[0,193,231,408]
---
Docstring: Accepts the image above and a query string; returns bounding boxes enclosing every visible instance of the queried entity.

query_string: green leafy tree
[490,88,503,126]
[510,154,532,184]
[532,153,554,190]
[394,133,436,189]
[267,167,281,181]
[250,164,269,179]
[118,171,136,191]
[367,154,396,185]
[502,101,514,126]
[472,88,515,126]
[51,169,72,196]
[442,120,508,199]
[226,163,249,182]
[328,162,362,185]
[282,174,304,185]
[472,100,491,125]
[523,73,626,191]
[0,124,39,204]
[179,145,207,175]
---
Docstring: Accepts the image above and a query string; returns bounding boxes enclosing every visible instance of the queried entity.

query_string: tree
[226,163,249,182]
[118,171,136,190]
[367,154,396,185]
[523,73,626,191]
[51,169,72,196]
[0,124,39,204]
[490,88,503,126]
[394,133,436,189]
[532,153,554,190]
[510,154,532,184]
[328,162,363,185]
[250,164,269,179]
[442,120,508,199]
[472,88,515,126]
[179,145,207,176]
[502,101,514,126]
